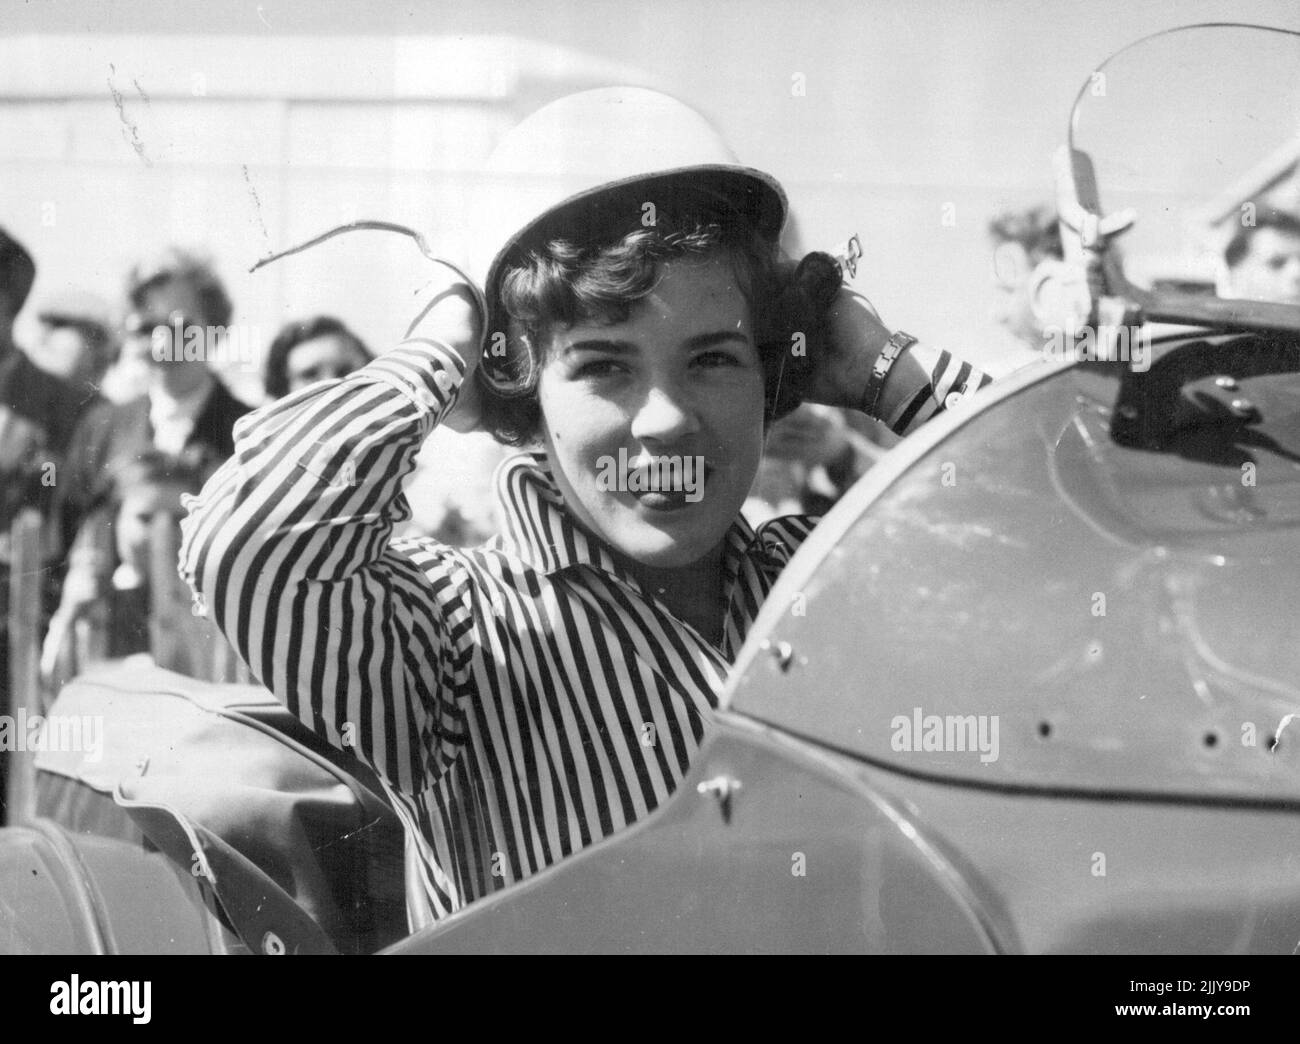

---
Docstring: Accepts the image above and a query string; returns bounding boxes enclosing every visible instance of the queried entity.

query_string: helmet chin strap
[766,350,787,429]
[248,219,489,352]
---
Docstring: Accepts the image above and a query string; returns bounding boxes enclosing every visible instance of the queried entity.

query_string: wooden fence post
[5,509,43,825]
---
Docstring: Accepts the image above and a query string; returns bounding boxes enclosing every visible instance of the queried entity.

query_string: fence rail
[4,510,43,825]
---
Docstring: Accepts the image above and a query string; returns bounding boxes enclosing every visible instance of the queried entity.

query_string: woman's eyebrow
[562,331,751,355]
[684,330,752,350]
[562,339,636,355]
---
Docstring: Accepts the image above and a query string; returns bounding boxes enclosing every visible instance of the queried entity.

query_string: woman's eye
[694,350,739,369]
[573,359,624,379]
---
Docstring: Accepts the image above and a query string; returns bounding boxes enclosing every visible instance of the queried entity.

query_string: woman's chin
[599,504,730,570]
[620,542,707,571]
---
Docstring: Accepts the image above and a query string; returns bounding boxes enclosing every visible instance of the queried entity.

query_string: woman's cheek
[556,391,627,446]
[716,372,768,434]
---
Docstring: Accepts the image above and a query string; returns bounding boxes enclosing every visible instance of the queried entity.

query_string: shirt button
[944,391,964,409]
[433,370,454,393]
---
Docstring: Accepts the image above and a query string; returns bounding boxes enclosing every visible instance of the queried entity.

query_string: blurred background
[4,0,1298,395]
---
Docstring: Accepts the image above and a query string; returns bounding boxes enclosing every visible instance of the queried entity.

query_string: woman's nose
[630,382,699,443]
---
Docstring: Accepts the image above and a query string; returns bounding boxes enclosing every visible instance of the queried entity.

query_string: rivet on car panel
[760,639,795,672]
[696,775,742,825]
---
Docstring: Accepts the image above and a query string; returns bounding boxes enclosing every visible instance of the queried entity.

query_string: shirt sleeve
[873,342,995,437]
[178,341,469,795]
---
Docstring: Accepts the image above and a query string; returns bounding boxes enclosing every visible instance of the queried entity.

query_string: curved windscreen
[1069,24,1300,313]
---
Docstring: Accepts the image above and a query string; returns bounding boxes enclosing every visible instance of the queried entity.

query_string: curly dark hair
[263,314,371,400]
[127,247,234,330]
[479,207,842,446]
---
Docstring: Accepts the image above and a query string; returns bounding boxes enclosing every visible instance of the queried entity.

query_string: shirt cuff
[353,339,469,425]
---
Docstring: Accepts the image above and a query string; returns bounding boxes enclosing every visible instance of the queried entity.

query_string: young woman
[179,87,991,922]
[262,315,373,401]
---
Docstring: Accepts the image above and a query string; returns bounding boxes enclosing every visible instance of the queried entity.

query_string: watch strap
[860,330,917,420]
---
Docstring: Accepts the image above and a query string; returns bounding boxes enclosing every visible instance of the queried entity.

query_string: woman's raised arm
[804,286,995,435]
[178,282,483,794]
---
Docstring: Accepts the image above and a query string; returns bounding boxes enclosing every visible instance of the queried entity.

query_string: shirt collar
[148,367,214,421]
[492,450,785,591]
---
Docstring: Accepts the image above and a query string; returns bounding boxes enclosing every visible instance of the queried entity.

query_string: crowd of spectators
[0,227,391,693]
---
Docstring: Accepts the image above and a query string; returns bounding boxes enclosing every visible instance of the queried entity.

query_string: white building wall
[0,33,658,400]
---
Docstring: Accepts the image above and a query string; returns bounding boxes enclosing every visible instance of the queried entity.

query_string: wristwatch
[860,330,917,420]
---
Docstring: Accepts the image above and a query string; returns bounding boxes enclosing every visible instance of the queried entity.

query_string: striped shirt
[885,341,994,436]
[178,336,988,920]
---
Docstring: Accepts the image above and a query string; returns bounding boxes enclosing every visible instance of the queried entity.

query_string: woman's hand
[800,286,893,412]
[403,272,487,433]
[58,560,106,618]
[40,563,105,686]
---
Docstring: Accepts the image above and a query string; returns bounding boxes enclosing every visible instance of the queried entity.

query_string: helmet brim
[483,164,788,318]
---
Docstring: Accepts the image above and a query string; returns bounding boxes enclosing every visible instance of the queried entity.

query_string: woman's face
[537,253,766,570]
[115,480,190,579]
[133,278,214,396]
[286,333,369,393]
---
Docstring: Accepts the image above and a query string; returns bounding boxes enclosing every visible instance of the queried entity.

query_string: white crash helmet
[470,86,788,327]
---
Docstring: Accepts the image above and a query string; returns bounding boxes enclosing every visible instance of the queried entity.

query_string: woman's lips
[632,487,693,512]
[621,456,715,511]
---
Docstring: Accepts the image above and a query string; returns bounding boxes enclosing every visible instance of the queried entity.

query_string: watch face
[887,332,917,355]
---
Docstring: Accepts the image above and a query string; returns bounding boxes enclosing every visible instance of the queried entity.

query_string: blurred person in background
[98,314,153,404]
[744,402,884,525]
[51,248,252,625]
[41,452,206,689]
[260,313,510,547]
[0,228,105,553]
[263,315,372,400]
[32,289,115,397]
[988,204,1063,350]
[0,227,105,818]
[0,230,100,532]
[1221,209,1300,305]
